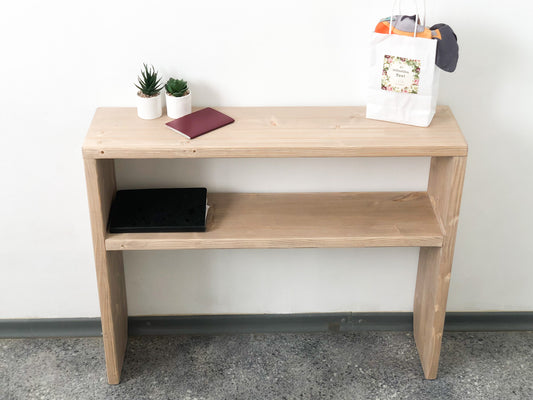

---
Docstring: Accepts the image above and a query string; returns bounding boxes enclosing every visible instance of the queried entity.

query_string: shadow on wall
[122,247,420,315]
[159,79,222,110]
[440,26,533,309]
[114,157,430,193]
[185,80,223,107]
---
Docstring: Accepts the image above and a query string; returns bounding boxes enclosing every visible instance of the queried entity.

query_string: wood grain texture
[84,159,128,384]
[82,106,468,159]
[414,156,467,379]
[82,106,468,382]
[105,192,443,250]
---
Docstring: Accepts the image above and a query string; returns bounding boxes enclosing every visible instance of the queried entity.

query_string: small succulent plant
[135,64,163,97]
[165,77,189,97]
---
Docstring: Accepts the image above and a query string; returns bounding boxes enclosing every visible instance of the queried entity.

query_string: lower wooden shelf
[105,191,443,250]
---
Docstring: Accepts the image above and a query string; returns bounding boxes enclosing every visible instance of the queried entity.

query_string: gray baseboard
[0,318,102,338]
[1,312,532,338]
[127,313,414,336]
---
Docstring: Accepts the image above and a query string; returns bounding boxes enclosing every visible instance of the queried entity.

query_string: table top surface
[82,106,467,159]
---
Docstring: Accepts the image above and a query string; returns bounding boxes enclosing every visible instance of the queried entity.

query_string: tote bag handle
[388,0,427,37]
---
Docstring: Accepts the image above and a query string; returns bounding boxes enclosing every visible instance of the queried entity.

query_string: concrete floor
[1,331,532,399]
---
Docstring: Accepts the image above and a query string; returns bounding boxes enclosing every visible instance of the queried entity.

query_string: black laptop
[107,188,208,233]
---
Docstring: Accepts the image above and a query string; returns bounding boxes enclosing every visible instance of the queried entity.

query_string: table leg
[84,158,128,384]
[414,156,467,379]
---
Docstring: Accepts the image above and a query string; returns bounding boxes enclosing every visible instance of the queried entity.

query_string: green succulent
[165,77,189,97]
[135,64,163,97]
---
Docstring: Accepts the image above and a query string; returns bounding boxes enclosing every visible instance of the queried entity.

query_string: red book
[165,107,235,139]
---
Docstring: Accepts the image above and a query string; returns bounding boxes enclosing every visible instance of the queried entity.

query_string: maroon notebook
[165,107,234,139]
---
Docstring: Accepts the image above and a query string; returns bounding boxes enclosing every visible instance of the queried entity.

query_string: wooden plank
[84,158,128,384]
[82,106,468,159]
[414,156,467,379]
[105,192,443,250]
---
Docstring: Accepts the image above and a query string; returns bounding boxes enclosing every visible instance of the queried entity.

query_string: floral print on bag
[381,55,421,94]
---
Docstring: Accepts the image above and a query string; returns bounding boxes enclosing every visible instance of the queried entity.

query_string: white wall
[1,0,532,318]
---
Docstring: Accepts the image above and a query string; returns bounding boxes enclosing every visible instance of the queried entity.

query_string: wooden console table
[82,106,467,384]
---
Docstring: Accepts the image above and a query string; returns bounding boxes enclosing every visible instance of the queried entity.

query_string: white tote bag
[366,1,439,127]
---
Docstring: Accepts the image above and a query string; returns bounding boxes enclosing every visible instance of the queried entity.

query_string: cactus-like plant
[135,64,163,97]
[165,77,189,97]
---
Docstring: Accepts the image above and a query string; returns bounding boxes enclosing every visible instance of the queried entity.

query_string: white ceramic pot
[136,93,162,120]
[166,91,192,119]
